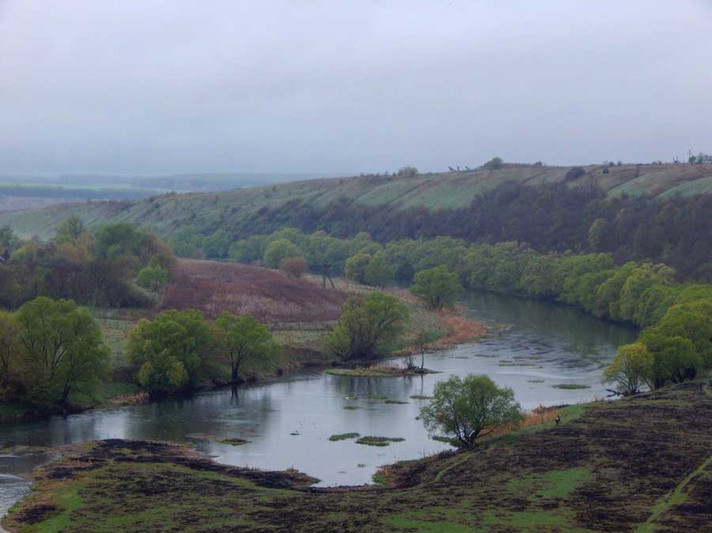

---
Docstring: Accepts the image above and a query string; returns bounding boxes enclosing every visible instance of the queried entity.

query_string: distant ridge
[1,162,711,241]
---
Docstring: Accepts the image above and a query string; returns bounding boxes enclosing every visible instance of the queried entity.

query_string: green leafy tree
[0,311,23,391]
[364,252,394,287]
[263,239,303,269]
[344,253,372,284]
[410,266,461,310]
[127,310,216,396]
[329,292,409,361]
[638,329,702,388]
[55,216,86,244]
[215,312,279,384]
[420,374,523,449]
[136,266,169,292]
[15,297,108,406]
[603,343,653,395]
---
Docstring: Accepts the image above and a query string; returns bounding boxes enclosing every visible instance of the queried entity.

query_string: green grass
[636,455,712,533]
[0,163,700,242]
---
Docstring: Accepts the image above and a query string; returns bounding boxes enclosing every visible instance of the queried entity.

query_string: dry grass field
[161,259,349,325]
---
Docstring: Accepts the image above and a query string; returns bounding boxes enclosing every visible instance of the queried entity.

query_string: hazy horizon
[1,0,710,176]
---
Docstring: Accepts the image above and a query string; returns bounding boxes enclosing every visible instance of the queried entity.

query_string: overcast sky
[1,0,711,176]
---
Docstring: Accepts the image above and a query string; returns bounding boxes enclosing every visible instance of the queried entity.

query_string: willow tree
[215,312,278,385]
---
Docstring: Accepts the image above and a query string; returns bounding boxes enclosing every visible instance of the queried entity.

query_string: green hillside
[1,162,711,241]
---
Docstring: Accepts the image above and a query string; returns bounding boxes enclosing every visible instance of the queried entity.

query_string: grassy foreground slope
[2,163,712,240]
[6,380,712,533]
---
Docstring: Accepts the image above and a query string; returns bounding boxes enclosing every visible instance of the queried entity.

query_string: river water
[0,292,636,523]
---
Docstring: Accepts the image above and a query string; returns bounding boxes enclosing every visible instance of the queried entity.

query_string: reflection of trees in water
[464,291,636,361]
[329,375,414,400]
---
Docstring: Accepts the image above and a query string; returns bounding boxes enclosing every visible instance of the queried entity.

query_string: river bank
[5,378,712,532]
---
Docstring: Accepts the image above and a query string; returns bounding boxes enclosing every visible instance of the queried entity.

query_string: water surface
[0,292,636,506]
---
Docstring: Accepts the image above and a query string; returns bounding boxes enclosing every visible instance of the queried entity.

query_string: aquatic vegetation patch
[217,437,249,446]
[410,395,434,400]
[329,433,360,441]
[355,436,405,447]
[342,405,361,410]
[325,366,436,378]
[552,384,590,390]
[527,379,545,383]
[384,399,409,404]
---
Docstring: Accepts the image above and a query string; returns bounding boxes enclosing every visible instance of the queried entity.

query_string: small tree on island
[420,374,523,449]
[329,292,409,362]
[414,329,440,371]
[410,266,461,310]
[216,311,279,385]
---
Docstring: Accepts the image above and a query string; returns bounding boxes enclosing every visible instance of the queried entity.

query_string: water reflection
[0,292,636,490]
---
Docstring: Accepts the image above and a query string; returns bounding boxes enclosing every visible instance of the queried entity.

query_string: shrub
[280,257,307,278]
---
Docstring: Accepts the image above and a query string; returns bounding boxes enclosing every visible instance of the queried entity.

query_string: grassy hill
[1,162,712,241]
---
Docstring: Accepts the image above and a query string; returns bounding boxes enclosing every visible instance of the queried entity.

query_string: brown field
[161,259,349,326]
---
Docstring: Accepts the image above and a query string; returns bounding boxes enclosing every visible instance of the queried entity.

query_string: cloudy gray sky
[1,0,711,176]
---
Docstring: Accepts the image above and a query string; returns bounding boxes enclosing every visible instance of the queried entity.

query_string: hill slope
[2,162,711,241]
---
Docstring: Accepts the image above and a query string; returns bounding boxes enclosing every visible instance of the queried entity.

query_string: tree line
[0,217,175,309]
[223,226,712,394]
[178,182,712,281]
[0,298,279,407]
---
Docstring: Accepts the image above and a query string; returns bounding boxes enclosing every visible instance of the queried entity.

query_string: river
[0,292,636,524]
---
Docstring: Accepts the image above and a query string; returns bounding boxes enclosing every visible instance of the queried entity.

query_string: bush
[280,257,307,278]
[565,166,585,181]
[263,239,303,269]
[483,157,504,170]
[136,266,169,292]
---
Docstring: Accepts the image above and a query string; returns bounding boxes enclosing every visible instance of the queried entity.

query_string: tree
[127,310,216,396]
[420,374,523,449]
[364,252,394,287]
[136,266,169,292]
[15,297,108,406]
[410,266,461,310]
[55,216,86,243]
[396,166,419,177]
[638,329,702,388]
[263,239,303,269]
[215,312,278,384]
[483,157,504,170]
[344,253,371,284]
[565,166,585,181]
[329,292,409,361]
[0,311,23,391]
[414,329,439,371]
[602,343,653,395]
[280,256,307,278]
